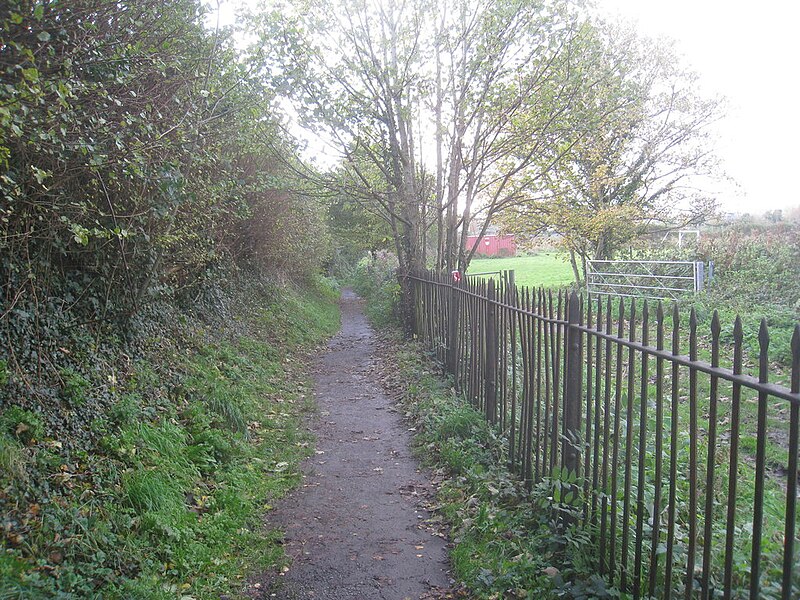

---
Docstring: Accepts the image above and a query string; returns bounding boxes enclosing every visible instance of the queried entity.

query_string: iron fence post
[503,269,516,293]
[485,279,498,424]
[564,291,583,478]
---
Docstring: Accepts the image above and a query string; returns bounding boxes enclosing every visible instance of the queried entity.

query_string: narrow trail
[258,289,451,599]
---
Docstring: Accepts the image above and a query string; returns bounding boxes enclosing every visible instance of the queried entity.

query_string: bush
[700,222,800,308]
[350,252,401,328]
[696,221,800,365]
[0,0,332,410]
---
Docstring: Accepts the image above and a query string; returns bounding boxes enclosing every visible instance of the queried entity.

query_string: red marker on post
[451,270,461,283]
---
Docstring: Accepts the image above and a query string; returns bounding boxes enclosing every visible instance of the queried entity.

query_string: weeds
[0,434,29,481]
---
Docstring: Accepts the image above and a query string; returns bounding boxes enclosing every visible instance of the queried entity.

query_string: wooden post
[485,279,498,424]
[447,278,459,380]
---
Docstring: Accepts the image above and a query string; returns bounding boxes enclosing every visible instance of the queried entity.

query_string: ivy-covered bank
[0,276,340,599]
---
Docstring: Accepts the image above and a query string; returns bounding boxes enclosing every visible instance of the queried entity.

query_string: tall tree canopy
[249,0,602,328]
[496,24,724,282]
[246,1,723,324]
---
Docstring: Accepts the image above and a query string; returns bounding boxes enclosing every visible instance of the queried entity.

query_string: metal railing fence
[408,269,800,600]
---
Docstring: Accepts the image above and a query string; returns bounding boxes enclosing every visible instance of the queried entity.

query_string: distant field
[467,253,574,289]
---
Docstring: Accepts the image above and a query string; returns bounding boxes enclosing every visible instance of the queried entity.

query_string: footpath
[253,289,452,600]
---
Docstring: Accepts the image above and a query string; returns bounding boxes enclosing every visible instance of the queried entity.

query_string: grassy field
[467,253,574,289]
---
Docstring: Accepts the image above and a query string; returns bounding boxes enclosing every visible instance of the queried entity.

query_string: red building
[467,233,517,257]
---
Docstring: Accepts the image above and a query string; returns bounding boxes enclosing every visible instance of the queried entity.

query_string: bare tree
[251,0,593,277]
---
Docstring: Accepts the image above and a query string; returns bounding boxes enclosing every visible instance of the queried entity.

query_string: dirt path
[257,289,451,599]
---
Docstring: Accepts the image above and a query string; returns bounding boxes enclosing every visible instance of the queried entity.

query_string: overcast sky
[599,0,799,214]
[215,0,799,215]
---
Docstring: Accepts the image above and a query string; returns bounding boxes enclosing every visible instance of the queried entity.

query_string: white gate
[586,260,706,300]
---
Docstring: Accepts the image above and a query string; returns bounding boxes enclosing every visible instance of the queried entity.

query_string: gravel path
[257,289,451,600]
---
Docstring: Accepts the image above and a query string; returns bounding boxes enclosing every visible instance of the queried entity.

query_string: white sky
[214,0,800,215]
[598,0,800,214]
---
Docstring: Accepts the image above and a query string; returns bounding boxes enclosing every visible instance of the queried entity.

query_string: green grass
[390,341,557,598]
[468,253,575,289]
[0,276,341,599]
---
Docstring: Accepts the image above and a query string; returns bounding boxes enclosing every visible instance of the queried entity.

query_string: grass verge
[384,337,618,600]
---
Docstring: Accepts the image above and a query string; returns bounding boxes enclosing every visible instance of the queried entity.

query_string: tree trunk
[569,249,582,286]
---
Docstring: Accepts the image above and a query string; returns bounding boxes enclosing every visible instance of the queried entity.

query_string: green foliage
[0,406,44,444]
[108,394,141,427]
[1,0,332,417]
[58,367,91,407]
[327,192,394,278]
[1,3,338,597]
[0,278,339,598]
[350,252,401,328]
[701,221,800,307]
[695,220,800,365]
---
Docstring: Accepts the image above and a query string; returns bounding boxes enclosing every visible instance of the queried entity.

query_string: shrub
[701,223,800,308]
[694,221,800,365]
[350,252,401,328]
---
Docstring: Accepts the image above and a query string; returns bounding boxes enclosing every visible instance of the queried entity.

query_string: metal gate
[587,260,706,300]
